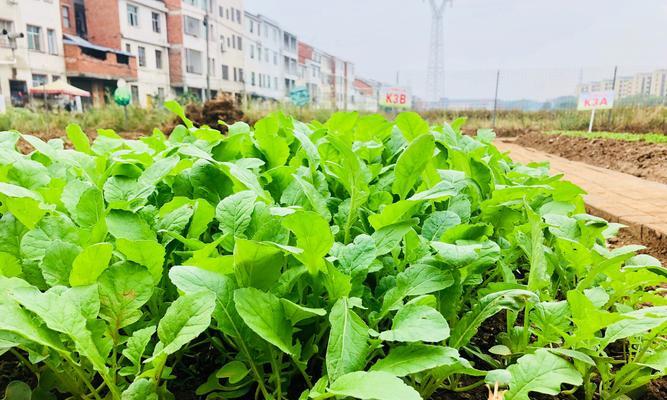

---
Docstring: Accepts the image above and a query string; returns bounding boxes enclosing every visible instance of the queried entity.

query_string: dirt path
[496,139,667,264]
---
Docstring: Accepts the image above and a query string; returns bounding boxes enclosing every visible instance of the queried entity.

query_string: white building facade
[0,0,66,108]
[119,0,171,106]
[244,12,282,101]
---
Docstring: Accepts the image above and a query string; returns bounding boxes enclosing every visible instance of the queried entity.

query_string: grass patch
[547,129,667,144]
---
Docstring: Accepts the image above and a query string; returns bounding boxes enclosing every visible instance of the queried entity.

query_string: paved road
[495,139,667,242]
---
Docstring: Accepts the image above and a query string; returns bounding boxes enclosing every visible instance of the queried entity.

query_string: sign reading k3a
[379,86,412,109]
[577,90,615,111]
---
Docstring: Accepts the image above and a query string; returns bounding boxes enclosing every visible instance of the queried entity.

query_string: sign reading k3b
[379,86,411,109]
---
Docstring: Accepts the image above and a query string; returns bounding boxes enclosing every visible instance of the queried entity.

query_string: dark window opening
[81,46,106,60]
[74,2,88,38]
[116,53,129,65]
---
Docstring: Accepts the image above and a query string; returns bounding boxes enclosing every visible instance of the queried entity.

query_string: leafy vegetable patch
[0,104,665,400]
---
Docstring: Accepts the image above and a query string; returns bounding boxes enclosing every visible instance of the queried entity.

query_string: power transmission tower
[426,0,452,103]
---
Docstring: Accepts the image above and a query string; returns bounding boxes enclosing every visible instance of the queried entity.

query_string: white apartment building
[119,0,171,106]
[650,70,667,98]
[0,0,66,108]
[331,56,355,110]
[632,73,652,97]
[214,0,245,96]
[167,0,244,100]
[282,30,298,97]
[297,41,324,106]
[244,12,282,101]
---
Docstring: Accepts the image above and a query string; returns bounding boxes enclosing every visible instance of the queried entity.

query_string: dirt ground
[514,132,667,185]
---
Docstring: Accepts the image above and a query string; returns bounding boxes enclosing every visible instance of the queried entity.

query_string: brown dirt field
[514,132,667,185]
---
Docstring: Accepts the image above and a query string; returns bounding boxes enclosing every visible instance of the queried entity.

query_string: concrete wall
[0,0,66,107]
[118,0,171,106]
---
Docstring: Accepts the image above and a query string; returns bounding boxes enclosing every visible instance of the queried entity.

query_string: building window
[137,46,146,67]
[152,12,161,33]
[52,75,61,81]
[239,68,244,83]
[157,87,165,101]
[126,43,131,53]
[251,72,256,86]
[155,49,163,69]
[274,77,278,90]
[127,4,139,27]
[131,85,139,103]
[236,9,241,23]
[221,65,229,80]
[208,57,215,76]
[249,20,254,33]
[184,16,201,37]
[233,67,237,82]
[185,48,203,74]
[61,6,71,28]
[26,25,42,51]
[273,51,277,65]
[236,36,242,50]
[32,74,47,87]
[47,29,57,55]
[250,44,254,59]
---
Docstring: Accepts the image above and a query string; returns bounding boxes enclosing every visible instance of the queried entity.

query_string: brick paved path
[495,139,667,242]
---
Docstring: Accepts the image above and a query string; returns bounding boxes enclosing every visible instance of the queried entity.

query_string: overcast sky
[245,0,667,100]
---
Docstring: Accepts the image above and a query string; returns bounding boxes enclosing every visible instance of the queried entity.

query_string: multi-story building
[1,0,67,108]
[297,41,323,106]
[214,0,245,97]
[650,69,667,98]
[632,73,652,97]
[244,12,282,101]
[330,56,355,110]
[282,30,298,97]
[165,0,245,101]
[60,0,137,107]
[118,0,171,106]
[352,78,379,112]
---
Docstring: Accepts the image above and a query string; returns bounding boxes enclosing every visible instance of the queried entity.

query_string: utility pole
[492,69,500,128]
[203,13,211,101]
[607,65,617,127]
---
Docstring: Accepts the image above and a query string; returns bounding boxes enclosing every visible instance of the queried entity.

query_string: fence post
[492,69,500,128]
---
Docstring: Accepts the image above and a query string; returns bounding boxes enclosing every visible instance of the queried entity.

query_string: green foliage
[0,107,664,400]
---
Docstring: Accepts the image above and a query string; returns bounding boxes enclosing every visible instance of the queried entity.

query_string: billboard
[577,90,615,111]
[289,86,310,107]
[378,86,411,109]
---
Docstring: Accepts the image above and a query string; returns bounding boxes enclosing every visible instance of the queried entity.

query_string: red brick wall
[85,0,122,49]
[59,0,76,35]
[298,42,313,64]
[165,0,184,85]
[64,44,137,80]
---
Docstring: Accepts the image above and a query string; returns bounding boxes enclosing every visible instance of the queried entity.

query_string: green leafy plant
[0,102,664,399]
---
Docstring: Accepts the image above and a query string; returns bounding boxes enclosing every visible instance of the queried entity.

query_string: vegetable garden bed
[0,103,665,400]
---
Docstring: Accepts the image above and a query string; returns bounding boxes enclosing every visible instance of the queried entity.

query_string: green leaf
[395,112,429,142]
[282,210,333,275]
[280,298,326,325]
[233,287,293,354]
[379,304,449,342]
[505,349,582,400]
[39,241,80,286]
[122,326,156,368]
[326,297,369,381]
[69,242,113,286]
[233,239,284,290]
[169,265,242,338]
[151,291,216,360]
[380,264,454,317]
[116,239,165,283]
[392,134,435,199]
[2,381,32,400]
[164,100,194,129]
[370,344,459,376]
[422,211,461,241]
[106,210,156,241]
[327,371,421,400]
[98,264,154,330]
[66,123,91,154]
[449,290,538,349]
[12,285,109,376]
[215,190,257,238]
[0,183,46,229]
[121,378,158,400]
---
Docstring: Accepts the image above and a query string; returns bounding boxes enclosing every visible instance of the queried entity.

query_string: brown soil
[163,95,248,134]
[514,132,667,185]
